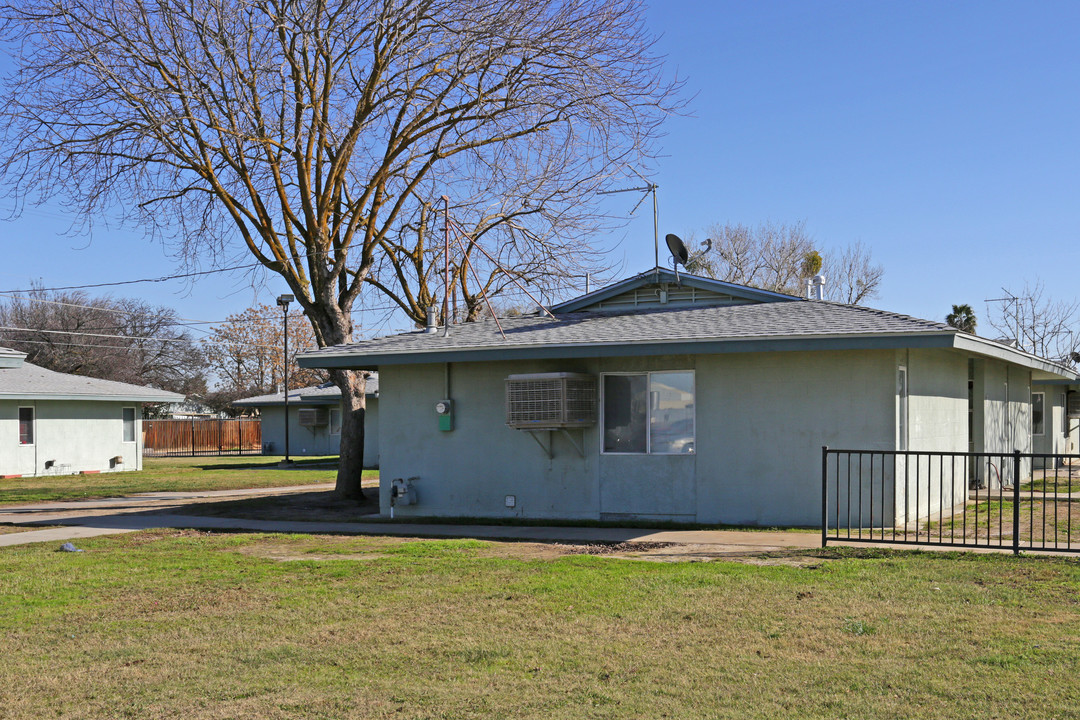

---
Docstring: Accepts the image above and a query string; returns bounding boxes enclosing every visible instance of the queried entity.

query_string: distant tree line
[684,221,884,304]
[0,289,325,414]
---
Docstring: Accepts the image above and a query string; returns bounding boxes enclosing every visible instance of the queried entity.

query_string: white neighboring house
[0,347,184,477]
[232,377,379,466]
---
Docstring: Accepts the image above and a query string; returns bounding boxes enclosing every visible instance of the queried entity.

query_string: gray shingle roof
[300,300,957,368]
[0,361,186,402]
[232,375,379,407]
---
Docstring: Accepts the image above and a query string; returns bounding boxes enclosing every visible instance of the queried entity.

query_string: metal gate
[822,447,1080,555]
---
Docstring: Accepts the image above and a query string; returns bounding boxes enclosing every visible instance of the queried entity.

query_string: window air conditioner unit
[298,408,329,427]
[505,372,597,429]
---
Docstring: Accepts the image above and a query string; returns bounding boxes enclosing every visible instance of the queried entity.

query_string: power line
[0,262,265,294]
[0,325,285,352]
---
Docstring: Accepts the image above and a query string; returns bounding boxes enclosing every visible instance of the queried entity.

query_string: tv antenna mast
[985,288,1020,349]
[598,167,660,271]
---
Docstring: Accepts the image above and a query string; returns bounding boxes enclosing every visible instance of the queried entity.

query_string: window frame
[18,406,34,446]
[600,370,695,456]
[1032,392,1045,437]
[329,407,342,436]
[122,406,137,443]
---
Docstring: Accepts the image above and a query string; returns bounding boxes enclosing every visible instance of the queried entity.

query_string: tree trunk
[332,368,369,502]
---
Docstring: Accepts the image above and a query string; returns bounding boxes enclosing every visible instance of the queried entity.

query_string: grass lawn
[0,456,378,505]
[1,533,1079,719]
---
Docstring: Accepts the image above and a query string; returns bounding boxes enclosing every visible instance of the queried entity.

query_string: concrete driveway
[0,485,823,554]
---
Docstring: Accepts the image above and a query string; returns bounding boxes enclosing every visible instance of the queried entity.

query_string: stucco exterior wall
[893,349,969,526]
[0,399,144,476]
[379,349,934,527]
[258,400,379,466]
[977,360,1032,486]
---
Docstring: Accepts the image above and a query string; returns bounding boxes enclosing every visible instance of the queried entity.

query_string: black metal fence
[143,419,263,457]
[822,447,1080,554]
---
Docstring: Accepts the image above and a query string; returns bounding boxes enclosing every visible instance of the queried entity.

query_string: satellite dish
[665,233,689,266]
[665,233,690,285]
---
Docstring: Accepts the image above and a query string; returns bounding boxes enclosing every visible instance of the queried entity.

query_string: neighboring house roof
[0,346,26,368]
[0,357,185,402]
[297,270,1079,381]
[232,376,379,408]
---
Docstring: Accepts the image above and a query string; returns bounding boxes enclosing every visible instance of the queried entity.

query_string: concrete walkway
[0,485,822,551]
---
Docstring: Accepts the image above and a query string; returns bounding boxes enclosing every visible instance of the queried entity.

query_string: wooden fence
[143,419,263,457]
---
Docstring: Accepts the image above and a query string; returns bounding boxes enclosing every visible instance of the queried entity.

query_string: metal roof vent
[424,306,438,333]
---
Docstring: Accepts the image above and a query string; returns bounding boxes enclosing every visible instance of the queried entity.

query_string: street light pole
[277,294,294,466]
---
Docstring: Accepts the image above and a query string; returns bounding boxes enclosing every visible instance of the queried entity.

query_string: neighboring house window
[329,408,342,435]
[897,366,908,451]
[18,407,34,445]
[1032,393,1045,436]
[602,371,694,454]
[122,407,136,443]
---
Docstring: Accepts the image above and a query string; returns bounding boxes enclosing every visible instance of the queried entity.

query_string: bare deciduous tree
[985,282,1080,363]
[0,0,680,499]
[0,288,207,394]
[685,221,884,303]
[822,240,884,305]
[203,304,327,393]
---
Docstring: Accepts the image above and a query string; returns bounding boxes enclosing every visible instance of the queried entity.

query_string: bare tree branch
[0,0,682,497]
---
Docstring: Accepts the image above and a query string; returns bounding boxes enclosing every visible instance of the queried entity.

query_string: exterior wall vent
[505,372,598,429]
[298,408,329,427]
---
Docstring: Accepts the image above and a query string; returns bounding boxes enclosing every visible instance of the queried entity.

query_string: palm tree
[946,304,977,334]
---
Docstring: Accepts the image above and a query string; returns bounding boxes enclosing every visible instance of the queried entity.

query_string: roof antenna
[598,167,659,276]
[665,233,689,286]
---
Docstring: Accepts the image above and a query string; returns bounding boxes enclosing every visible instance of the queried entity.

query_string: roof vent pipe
[425,306,438,333]
[811,274,826,301]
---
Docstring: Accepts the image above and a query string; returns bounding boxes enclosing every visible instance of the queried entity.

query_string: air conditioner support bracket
[558,429,585,458]
[525,430,553,459]
[523,429,585,459]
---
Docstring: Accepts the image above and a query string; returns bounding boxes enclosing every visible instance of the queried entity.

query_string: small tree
[946,304,977,334]
[203,305,326,394]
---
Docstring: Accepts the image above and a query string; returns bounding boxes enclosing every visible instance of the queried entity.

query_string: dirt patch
[232,535,824,566]
[186,489,378,522]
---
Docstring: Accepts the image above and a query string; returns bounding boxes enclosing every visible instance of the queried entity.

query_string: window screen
[18,407,33,445]
[1032,393,1044,436]
[123,407,136,443]
[603,375,647,453]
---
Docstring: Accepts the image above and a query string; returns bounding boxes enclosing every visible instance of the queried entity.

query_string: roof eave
[0,391,186,402]
[951,334,1079,381]
[299,331,960,370]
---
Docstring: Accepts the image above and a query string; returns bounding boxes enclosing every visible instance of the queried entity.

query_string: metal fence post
[1013,449,1021,556]
[821,445,829,548]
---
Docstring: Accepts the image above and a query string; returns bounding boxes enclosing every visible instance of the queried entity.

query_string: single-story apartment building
[298,269,1077,527]
[0,347,184,477]
[233,377,379,466]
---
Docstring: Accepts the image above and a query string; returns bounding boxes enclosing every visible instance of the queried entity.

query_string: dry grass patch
[2,532,1079,719]
[0,456,375,505]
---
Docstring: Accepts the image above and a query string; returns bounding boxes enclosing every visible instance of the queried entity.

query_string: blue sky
[2,0,1079,341]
